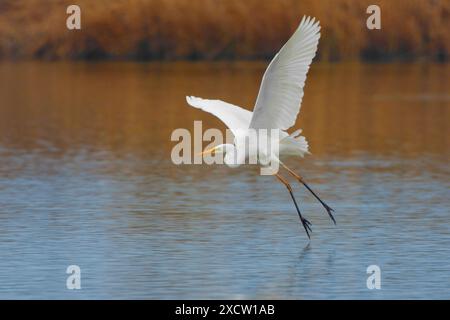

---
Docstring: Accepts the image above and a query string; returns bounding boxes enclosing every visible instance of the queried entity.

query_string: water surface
[0,61,449,299]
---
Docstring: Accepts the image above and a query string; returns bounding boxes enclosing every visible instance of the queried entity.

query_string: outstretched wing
[249,16,321,130]
[186,96,252,137]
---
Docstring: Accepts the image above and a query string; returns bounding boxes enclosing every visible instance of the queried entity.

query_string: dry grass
[0,0,448,61]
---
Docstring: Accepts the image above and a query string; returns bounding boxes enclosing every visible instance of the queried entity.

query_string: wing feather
[249,16,321,130]
[186,96,252,137]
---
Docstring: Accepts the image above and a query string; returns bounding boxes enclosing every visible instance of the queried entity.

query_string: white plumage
[250,16,321,131]
[186,16,320,161]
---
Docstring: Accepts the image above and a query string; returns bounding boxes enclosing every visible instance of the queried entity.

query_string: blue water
[0,62,449,299]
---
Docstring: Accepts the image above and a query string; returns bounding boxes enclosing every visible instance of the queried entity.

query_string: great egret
[186,16,335,238]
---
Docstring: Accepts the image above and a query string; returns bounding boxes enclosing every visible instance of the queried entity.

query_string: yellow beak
[198,146,217,156]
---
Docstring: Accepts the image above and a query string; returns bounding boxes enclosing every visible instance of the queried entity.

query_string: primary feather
[250,16,321,130]
[186,96,252,137]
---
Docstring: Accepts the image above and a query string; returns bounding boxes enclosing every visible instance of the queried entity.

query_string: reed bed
[0,0,448,61]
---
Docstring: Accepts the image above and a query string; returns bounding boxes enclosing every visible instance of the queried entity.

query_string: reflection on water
[0,62,449,299]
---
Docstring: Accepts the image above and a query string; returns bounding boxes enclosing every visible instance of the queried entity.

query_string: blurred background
[0,0,449,61]
[0,0,449,299]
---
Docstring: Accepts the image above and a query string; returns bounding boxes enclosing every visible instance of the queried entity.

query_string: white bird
[186,16,335,238]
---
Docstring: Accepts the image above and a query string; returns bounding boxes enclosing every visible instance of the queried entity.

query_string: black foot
[324,204,336,225]
[301,217,312,239]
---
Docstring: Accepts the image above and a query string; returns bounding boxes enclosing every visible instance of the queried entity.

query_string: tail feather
[280,129,310,157]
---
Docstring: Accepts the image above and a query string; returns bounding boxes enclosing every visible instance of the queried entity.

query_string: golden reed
[0,0,448,61]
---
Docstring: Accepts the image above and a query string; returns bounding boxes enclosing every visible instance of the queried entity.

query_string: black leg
[276,174,312,238]
[282,164,336,225]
